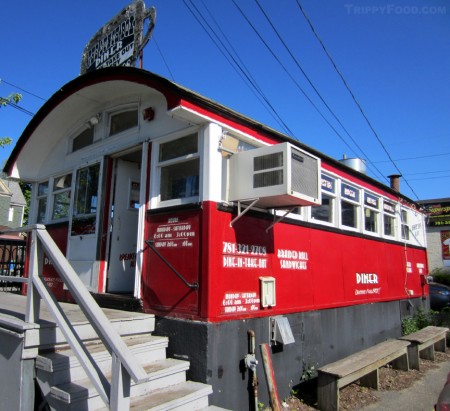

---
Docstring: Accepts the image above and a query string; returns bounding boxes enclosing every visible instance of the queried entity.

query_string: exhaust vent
[340,155,367,174]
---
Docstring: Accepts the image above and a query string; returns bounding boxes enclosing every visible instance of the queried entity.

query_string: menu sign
[81,0,156,74]
[426,202,450,227]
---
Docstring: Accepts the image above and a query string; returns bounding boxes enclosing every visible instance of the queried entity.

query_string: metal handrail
[145,239,199,289]
[0,225,148,410]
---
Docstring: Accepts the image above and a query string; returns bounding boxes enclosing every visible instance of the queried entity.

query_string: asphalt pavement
[359,359,450,411]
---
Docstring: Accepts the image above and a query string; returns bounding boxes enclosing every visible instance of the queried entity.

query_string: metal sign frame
[81,0,156,74]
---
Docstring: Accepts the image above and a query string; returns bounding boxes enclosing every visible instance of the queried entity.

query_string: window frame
[310,173,336,226]
[400,208,411,241]
[108,106,139,137]
[339,181,361,231]
[363,192,380,235]
[71,126,95,153]
[382,199,397,238]
[51,173,73,222]
[36,181,49,224]
[152,133,201,208]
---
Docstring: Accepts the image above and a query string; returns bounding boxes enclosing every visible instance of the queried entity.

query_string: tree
[19,181,31,225]
[0,92,22,147]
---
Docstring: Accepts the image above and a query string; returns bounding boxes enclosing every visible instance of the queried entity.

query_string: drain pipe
[245,329,259,411]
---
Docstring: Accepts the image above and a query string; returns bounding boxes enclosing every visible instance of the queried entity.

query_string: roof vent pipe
[388,174,402,192]
[339,155,367,175]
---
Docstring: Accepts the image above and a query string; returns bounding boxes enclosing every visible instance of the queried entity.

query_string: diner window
[364,193,379,233]
[72,127,94,152]
[383,200,396,237]
[159,134,200,202]
[401,209,410,241]
[109,109,138,136]
[72,164,100,235]
[36,181,49,223]
[52,173,72,220]
[341,183,360,229]
[311,174,335,224]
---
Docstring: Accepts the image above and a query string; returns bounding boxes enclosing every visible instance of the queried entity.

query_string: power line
[0,78,46,101]
[237,0,386,182]
[1,99,35,116]
[295,0,420,200]
[183,0,294,136]
[409,175,450,181]
[373,152,450,163]
[153,37,176,82]
[404,169,450,176]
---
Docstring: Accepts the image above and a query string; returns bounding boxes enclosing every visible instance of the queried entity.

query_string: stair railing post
[25,225,43,323]
[110,352,131,411]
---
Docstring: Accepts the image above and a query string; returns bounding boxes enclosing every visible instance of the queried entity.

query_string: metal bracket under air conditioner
[265,207,298,232]
[229,200,298,231]
[229,198,260,227]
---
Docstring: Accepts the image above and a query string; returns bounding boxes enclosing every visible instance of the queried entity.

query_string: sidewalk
[360,359,450,410]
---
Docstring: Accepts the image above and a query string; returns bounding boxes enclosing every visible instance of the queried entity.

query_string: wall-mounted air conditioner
[229,142,321,209]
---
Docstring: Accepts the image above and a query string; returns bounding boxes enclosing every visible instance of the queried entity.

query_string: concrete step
[36,334,168,384]
[128,381,213,411]
[49,358,190,410]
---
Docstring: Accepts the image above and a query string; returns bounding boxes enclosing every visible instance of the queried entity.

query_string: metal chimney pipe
[388,174,402,192]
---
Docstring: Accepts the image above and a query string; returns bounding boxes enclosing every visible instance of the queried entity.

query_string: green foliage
[19,181,31,225]
[430,268,450,287]
[0,92,22,107]
[1,91,22,147]
[401,316,418,335]
[300,362,317,382]
[401,307,437,336]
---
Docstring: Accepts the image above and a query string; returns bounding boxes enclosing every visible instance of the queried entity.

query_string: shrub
[401,307,437,336]
[429,268,450,286]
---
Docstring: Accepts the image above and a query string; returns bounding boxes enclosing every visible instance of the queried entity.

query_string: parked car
[429,282,450,311]
[435,372,450,410]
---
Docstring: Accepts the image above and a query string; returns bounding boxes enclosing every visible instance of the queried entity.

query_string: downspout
[245,329,259,411]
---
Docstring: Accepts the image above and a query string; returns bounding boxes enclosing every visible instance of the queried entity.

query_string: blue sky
[1,0,449,201]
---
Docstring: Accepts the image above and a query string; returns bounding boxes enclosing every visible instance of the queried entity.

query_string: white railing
[0,225,148,410]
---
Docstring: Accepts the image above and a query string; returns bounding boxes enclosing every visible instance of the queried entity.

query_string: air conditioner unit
[229,142,321,208]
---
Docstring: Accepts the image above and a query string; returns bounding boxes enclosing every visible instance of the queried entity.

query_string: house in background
[0,177,26,281]
[0,177,26,229]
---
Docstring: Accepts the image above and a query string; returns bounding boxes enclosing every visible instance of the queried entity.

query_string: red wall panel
[142,202,428,322]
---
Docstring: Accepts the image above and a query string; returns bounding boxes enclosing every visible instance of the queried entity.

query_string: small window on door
[129,181,140,209]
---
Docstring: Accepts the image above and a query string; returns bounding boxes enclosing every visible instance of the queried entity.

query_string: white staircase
[0,227,230,411]
[34,310,226,411]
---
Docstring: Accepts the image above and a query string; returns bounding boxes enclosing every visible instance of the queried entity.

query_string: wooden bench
[317,339,410,411]
[399,325,448,370]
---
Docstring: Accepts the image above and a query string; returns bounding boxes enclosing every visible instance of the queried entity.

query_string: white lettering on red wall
[153,217,196,248]
[221,291,260,314]
[356,273,378,284]
[355,272,381,296]
[277,249,308,270]
[222,242,268,269]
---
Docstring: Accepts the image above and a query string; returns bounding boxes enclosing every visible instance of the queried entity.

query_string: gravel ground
[260,351,450,410]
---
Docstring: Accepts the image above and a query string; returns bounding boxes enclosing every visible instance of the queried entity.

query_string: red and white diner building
[4,67,429,410]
